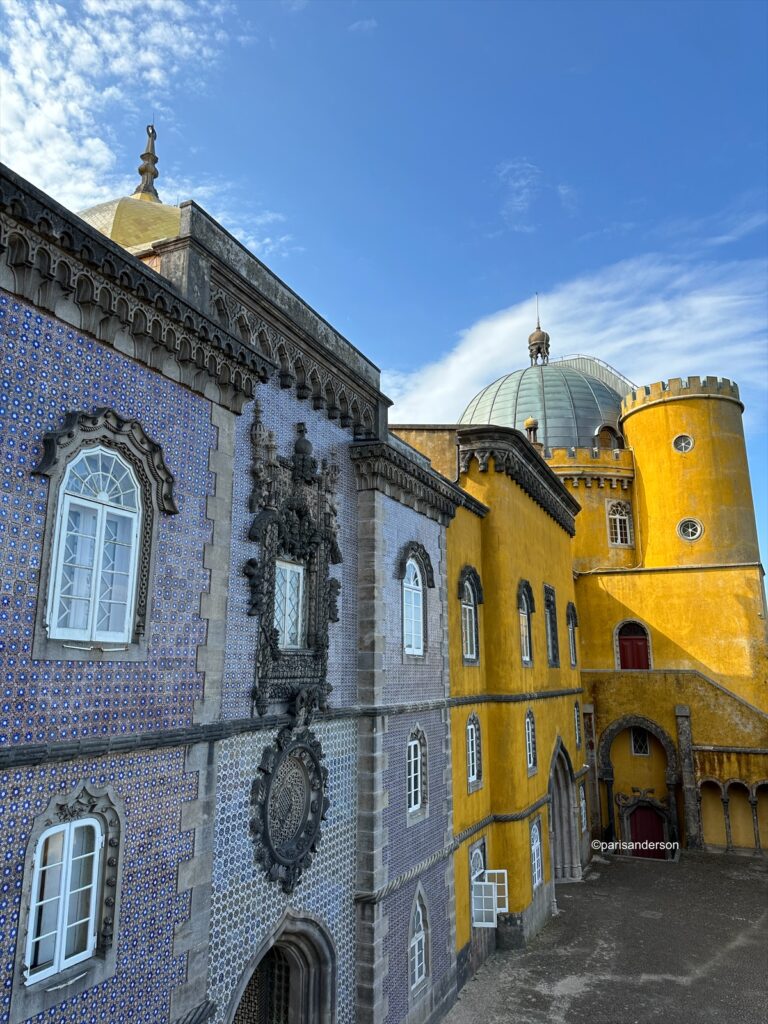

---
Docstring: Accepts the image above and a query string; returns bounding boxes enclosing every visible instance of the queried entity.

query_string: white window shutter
[485,869,508,914]
[471,879,497,928]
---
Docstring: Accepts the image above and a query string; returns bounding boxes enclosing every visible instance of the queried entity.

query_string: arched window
[616,621,651,670]
[409,894,428,990]
[518,580,534,665]
[48,447,141,643]
[606,500,634,547]
[470,846,485,880]
[403,558,424,655]
[530,820,543,889]
[566,602,578,667]
[274,559,305,648]
[461,581,478,661]
[466,713,482,786]
[574,701,582,749]
[579,784,588,832]
[407,728,427,814]
[525,710,537,772]
[544,585,559,667]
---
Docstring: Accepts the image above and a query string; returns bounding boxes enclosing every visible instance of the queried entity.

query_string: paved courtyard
[444,852,768,1024]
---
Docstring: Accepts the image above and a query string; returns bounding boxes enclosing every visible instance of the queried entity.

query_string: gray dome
[459,364,623,449]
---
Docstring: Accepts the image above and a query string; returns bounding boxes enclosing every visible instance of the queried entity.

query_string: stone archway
[548,740,582,883]
[226,911,336,1024]
[596,715,680,845]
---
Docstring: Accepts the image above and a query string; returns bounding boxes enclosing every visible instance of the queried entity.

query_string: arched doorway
[226,913,336,1024]
[549,742,581,882]
[616,621,651,669]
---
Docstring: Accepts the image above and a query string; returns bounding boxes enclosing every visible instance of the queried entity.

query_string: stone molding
[0,164,273,411]
[458,565,484,603]
[395,541,436,588]
[456,425,580,536]
[350,441,475,525]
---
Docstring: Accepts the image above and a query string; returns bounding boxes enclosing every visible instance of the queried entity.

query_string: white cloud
[384,252,768,428]
[496,159,578,232]
[348,19,378,34]
[0,0,297,260]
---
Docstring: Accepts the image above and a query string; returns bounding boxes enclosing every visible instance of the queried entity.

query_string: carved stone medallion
[250,722,330,894]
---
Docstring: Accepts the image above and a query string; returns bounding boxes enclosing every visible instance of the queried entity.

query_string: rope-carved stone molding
[210,285,377,436]
[350,440,467,526]
[458,564,484,603]
[597,714,680,785]
[395,541,436,587]
[0,166,273,411]
[457,427,579,536]
[32,407,179,641]
[243,408,342,715]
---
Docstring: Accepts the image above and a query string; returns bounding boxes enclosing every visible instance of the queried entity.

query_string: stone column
[722,796,734,852]
[749,797,762,854]
[675,704,702,848]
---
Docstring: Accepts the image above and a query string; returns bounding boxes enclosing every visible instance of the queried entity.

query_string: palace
[0,130,765,1024]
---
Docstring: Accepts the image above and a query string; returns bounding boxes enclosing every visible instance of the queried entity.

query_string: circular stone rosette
[250,727,330,893]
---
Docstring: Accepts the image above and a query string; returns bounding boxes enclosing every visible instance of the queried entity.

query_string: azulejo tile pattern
[209,722,358,1024]
[0,292,216,745]
[0,750,196,1024]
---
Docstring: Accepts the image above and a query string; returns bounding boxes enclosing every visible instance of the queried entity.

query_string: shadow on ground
[443,852,768,1024]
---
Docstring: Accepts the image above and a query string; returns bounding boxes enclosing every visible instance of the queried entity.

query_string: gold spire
[132,124,161,203]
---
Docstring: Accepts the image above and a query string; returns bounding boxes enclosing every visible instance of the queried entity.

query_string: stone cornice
[0,163,274,411]
[349,440,487,525]
[457,425,580,536]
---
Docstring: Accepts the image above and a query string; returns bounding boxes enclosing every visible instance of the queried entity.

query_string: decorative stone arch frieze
[10,783,125,1024]
[224,909,336,1024]
[396,541,436,588]
[31,407,178,659]
[597,715,679,784]
[458,564,484,603]
[751,779,768,799]
[723,778,750,796]
[243,408,342,715]
[0,172,274,411]
[697,777,724,795]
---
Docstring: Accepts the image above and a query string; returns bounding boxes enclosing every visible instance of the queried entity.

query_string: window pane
[286,569,301,646]
[64,918,91,959]
[32,889,61,941]
[68,852,96,892]
[66,884,93,928]
[30,933,57,973]
[274,565,287,640]
[57,505,98,630]
[96,513,134,634]
[40,830,65,867]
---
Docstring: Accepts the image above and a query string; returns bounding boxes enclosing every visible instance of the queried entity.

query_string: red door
[618,623,650,669]
[629,806,666,859]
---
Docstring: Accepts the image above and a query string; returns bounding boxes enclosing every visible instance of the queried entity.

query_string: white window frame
[519,590,532,665]
[407,735,423,813]
[25,818,104,985]
[574,701,582,749]
[274,559,306,649]
[606,499,634,547]
[47,447,141,644]
[403,558,424,656]
[631,727,650,757]
[409,897,427,989]
[580,783,588,832]
[531,820,543,890]
[461,581,477,661]
[467,717,478,783]
[525,710,537,772]
[567,607,578,667]
[470,843,508,928]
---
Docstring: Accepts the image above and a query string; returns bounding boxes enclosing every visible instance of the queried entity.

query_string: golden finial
[132,124,161,203]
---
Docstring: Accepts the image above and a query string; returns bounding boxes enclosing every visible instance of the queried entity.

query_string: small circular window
[678,518,703,541]
[673,434,694,453]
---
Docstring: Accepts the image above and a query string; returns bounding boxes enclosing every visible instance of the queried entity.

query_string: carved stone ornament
[243,408,342,715]
[32,407,178,639]
[250,717,330,894]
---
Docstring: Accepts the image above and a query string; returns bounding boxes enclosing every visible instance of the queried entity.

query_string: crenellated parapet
[621,376,743,420]
[546,446,634,491]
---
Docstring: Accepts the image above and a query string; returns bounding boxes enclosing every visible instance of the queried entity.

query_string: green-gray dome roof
[459,363,624,449]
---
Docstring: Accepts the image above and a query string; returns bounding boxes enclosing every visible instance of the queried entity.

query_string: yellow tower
[620,376,760,567]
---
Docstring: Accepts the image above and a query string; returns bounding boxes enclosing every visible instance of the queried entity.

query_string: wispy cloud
[0,0,297,259]
[496,158,578,232]
[281,0,309,12]
[348,19,378,34]
[653,195,768,249]
[385,252,768,427]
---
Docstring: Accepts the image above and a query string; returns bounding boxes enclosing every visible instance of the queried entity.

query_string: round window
[678,518,703,541]
[673,434,694,453]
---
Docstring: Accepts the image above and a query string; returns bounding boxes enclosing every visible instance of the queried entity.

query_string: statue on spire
[132,124,160,202]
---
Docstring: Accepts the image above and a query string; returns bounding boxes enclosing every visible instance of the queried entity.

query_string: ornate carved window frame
[244,412,342,716]
[566,601,578,667]
[406,725,429,826]
[10,783,124,1024]
[31,408,177,663]
[544,584,560,668]
[458,565,483,666]
[408,886,431,1001]
[396,541,435,665]
[466,712,483,793]
[518,579,535,667]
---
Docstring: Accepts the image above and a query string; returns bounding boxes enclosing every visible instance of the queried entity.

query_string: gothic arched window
[466,713,482,786]
[518,580,535,666]
[566,602,578,667]
[607,500,634,547]
[530,819,543,889]
[525,710,537,773]
[407,728,428,815]
[403,558,424,656]
[409,893,429,990]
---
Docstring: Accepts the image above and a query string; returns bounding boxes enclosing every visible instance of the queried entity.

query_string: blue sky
[1,0,766,553]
